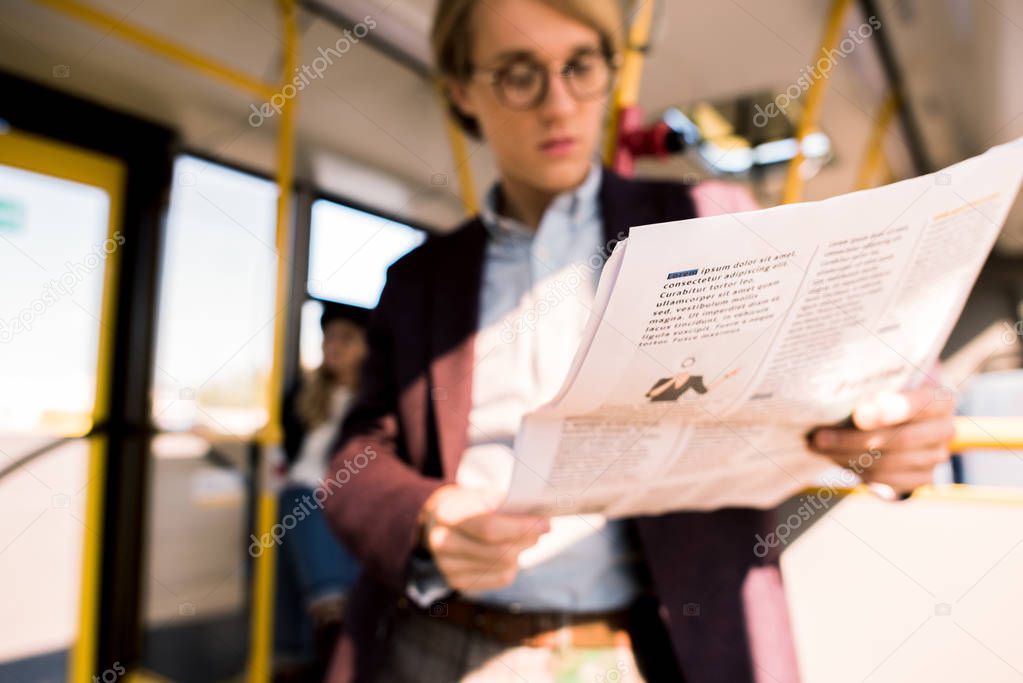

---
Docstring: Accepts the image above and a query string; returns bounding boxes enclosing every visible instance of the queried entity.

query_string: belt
[398,595,632,649]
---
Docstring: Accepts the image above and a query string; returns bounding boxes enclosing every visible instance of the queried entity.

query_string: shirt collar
[480,160,603,241]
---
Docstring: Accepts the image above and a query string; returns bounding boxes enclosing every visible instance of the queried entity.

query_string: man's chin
[528,157,593,193]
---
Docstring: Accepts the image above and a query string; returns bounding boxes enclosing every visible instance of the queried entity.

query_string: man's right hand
[419,484,550,594]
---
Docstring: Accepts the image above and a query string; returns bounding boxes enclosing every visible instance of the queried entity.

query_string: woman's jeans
[273,484,360,661]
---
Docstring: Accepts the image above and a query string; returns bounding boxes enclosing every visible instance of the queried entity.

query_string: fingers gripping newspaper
[498,138,1023,518]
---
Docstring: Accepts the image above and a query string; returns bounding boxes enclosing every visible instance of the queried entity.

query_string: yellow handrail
[854,90,899,190]
[800,483,1023,505]
[782,0,854,203]
[35,0,278,100]
[603,0,657,166]
[952,416,1023,451]
[436,81,480,216]
[246,2,298,679]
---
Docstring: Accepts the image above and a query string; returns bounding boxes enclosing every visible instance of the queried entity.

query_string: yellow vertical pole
[447,123,479,215]
[603,0,657,166]
[248,1,298,680]
[438,89,480,215]
[782,0,854,203]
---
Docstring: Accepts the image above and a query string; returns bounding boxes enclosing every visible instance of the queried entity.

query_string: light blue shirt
[409,161,643,612]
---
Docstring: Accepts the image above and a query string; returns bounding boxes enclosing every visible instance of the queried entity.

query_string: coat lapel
[598,169,674,258]
[599,168,637,252]
[428,170,654,478]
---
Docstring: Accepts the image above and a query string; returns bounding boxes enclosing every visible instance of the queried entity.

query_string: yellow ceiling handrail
[34,0,278,100]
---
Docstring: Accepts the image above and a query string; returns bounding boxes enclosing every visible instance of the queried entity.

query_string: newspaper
[499,137,1023,517]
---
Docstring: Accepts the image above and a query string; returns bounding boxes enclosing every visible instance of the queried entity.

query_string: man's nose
[538,71,577,118]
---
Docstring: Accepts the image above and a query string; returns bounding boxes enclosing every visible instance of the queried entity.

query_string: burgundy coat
[324,169,801,683]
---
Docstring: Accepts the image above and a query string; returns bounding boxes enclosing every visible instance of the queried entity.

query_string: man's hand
[809,386,956,495]
[419,485,549,593]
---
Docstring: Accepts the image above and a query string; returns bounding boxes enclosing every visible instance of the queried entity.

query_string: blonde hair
[431,0,625,137]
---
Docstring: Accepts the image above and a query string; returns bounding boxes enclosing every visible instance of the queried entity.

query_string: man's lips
[539,137,577,154]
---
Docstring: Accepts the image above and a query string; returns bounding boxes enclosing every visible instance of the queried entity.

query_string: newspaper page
[499,137,1023,517]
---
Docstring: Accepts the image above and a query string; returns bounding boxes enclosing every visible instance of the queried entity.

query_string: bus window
[139,155,280,680]
[151,156,278,436]
[0,164,110,434]
[306,199,425,309]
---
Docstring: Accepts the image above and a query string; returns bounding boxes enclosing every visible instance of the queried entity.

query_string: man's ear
[445,77,477,119]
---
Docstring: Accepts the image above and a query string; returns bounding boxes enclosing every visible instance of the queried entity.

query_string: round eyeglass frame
[469,50,621,111]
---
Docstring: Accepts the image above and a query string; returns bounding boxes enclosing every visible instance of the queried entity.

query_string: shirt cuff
[406,550,453,608]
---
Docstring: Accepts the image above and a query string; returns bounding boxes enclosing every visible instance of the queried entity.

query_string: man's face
[450,0,611,195]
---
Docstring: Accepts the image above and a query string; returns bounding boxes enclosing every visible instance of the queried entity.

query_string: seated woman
[274,302,367,682]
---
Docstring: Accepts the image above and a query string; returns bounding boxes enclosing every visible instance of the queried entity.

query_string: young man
[324,1,956,680]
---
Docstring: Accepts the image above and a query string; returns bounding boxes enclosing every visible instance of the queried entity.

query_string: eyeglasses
[470,48,618,111]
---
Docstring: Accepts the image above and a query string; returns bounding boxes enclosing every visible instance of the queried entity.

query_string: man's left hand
[809,386,956,495]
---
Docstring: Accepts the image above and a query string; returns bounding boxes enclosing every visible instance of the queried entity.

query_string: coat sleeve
[322,260,444,593]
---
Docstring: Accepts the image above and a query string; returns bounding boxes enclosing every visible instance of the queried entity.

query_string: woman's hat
[318,300,371,329]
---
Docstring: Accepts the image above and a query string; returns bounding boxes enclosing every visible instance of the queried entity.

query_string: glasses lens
[496,60,545,109]
[564,51,611,99]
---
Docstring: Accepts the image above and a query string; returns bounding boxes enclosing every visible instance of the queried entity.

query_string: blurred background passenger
[274,303,367,683]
